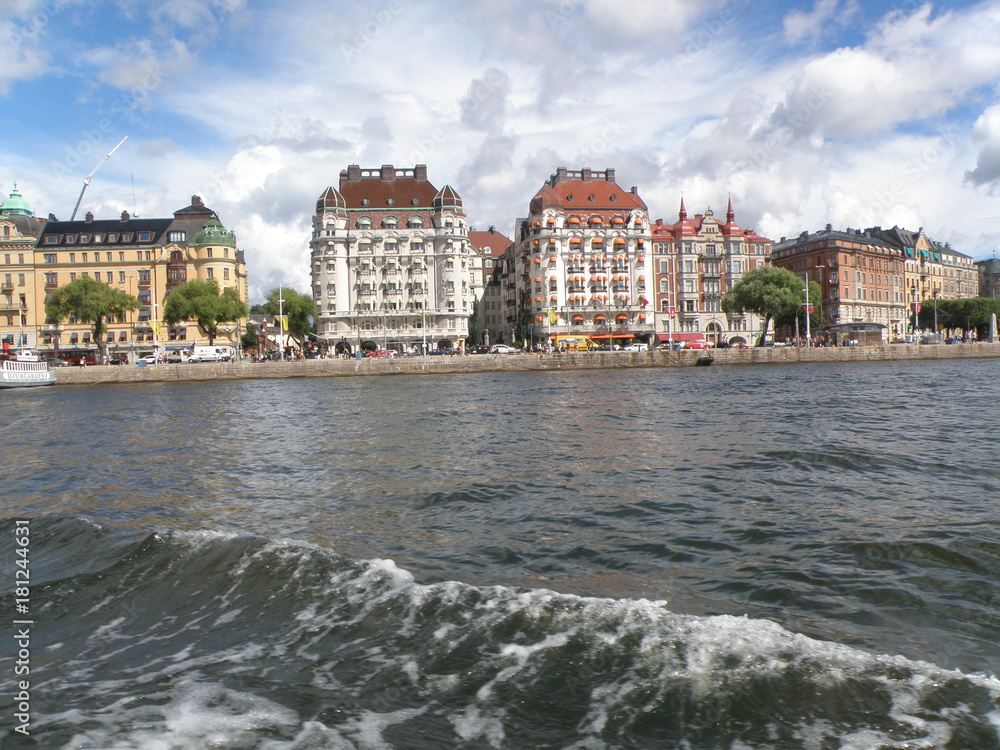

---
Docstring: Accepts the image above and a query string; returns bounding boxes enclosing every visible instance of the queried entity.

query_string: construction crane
[70,135,128,221]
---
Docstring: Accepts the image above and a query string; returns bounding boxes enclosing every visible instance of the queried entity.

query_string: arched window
[357,216,372,229]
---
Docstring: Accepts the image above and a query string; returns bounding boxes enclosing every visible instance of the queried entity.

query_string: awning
[656,333,705,342]
[591,332,634,340]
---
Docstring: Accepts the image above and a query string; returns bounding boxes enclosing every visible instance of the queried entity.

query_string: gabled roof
[469,228,512,257]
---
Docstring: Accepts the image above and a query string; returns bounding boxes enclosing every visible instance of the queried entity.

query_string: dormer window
[383,216,398,228]
[169,231,186,242]
[408,216,423,228]
[357,216,372,229]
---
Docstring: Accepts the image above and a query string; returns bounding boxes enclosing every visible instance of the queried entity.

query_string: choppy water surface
[2,359,999,748]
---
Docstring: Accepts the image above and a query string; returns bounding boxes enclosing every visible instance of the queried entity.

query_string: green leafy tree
[514,288,532,345]
[162,279,248,345]
[45,276,140,364]
[722,266,805,346]
[468,297,484,346]
[259,288,317,345]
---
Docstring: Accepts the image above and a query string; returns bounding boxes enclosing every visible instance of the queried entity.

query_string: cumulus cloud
[965,104,1000,189]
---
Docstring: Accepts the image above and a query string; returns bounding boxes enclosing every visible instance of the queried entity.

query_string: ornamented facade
[512,168,654,347]
[2,189,247,356]
[771,225,906,337]
[310,165,476,353]
[651,199,773,346]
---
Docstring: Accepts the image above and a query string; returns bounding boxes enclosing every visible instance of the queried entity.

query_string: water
[2,359,999,748]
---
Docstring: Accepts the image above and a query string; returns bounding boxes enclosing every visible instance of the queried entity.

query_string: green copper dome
[194,215,236,247]
[1,183,33,217]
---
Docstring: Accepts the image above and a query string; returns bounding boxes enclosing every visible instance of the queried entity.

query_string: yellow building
[1,189,247,360]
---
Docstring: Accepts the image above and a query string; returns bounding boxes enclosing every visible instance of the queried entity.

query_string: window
[119,271,126,283]
[207,268,214,279]
[69,253,76,262]
[138,232,151,242]
[384,216,398,228]
[223,268,230,280]
[408,216,423,228]
[106,272,113,283]
[44,253,56,264]
[207,248,213,258]
[44,235,58,245]
[66,235,76,244]
[18,274,25,287]
[169,231,185,242]
[357,217,372,229]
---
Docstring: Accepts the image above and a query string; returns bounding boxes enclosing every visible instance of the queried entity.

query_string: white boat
[0,349,57,388]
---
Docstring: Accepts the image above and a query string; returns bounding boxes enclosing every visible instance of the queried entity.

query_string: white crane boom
[70,135,128,221]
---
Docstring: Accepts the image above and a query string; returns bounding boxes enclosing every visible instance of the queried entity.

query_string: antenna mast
[70,135,128,220]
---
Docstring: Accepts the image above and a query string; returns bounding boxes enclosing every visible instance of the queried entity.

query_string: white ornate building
[310,165,476,354]
[512,167,655,347]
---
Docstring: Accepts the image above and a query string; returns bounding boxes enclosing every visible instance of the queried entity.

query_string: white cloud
[783,0,861,44]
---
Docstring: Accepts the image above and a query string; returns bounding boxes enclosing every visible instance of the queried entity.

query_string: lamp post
[803,273,811,346]
[933,288,939,343]
[911,284,918,343]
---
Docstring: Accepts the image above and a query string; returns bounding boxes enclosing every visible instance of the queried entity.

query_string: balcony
[0,282,13,291]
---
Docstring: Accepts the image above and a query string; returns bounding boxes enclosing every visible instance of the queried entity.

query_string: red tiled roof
[469,229,512,257]
[338,176,440,211]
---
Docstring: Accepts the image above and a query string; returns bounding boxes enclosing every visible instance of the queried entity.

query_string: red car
[683,341,714,350]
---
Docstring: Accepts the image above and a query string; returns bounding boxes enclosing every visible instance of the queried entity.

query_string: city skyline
[3,0,1000,303]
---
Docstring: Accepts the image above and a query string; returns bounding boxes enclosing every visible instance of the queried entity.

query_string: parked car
[428,348,460,356]
[469,345,491,354]
[166,350,197,363]
[42,357,73,368]
[684,341,714,350]
[489,344,519,354]
[623,342,647,352]
[136,355,158,365]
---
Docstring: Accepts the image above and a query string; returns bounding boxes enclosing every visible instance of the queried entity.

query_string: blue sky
[3,0,1000,301]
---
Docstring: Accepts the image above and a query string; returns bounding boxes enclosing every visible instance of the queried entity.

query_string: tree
[722,266,805,346]
[468,297,484,346]
[258,288,316,345]
[45,276,140,364]
[162,279,247,345]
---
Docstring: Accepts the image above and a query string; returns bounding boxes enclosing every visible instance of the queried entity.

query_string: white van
[190,346,232,362]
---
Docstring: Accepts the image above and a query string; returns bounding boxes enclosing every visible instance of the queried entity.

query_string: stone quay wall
[52,343,1000,387]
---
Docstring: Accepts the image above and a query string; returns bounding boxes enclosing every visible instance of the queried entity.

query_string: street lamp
[911,284,918,342]
[803,273,811,346]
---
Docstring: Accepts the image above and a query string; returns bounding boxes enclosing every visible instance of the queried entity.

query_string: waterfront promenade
[52,342,1000,386]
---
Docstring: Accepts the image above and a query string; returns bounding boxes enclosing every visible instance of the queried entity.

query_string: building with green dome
[1,184,46,350]
[6,194,248,359]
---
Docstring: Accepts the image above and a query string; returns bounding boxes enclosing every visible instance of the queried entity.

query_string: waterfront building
[468,227,512,347]
[0,185,46,351]
[772,225,906,339]
[977,257,1000,299]
[27,195,247,357]
[310,164,475,354]
[512,167,653,348]
[865,226,979,302]
[651,198,773,346]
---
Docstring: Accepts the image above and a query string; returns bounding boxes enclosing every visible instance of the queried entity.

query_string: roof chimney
[414,164,427,181]
[380,165,396,181]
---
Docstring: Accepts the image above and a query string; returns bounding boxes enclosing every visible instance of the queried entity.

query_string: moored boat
[0,349,57,388]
